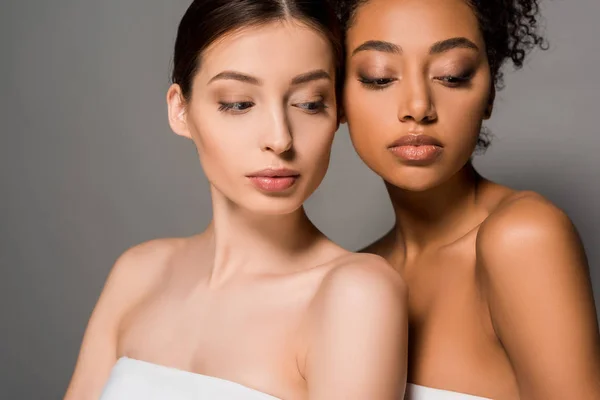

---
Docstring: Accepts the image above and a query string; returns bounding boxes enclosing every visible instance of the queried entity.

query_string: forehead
[197,20,335,82]
[348,0,483,50]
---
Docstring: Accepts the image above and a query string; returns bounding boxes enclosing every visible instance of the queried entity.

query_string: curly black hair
[336,0,548,151]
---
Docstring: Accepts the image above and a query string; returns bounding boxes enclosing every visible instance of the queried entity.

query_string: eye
[218,101,255,113]
[358,76,396,90]
[434,73,473,88]
[293,100,327,114]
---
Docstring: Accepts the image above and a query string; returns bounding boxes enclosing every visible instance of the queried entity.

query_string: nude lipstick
[247,168,300,192]
[388,134,443,164]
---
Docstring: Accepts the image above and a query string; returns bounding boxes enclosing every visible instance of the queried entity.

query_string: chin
[387,179,437,192]
[246,179,323,216]
[381,167,448,193]
[235,188,308,215]
[245,198,305,216]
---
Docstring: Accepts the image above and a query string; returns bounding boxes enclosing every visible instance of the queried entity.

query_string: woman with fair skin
[64,1,408,399]
[339,0,600,398]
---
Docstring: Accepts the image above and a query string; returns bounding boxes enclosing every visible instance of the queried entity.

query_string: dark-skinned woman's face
[344,0,493,191]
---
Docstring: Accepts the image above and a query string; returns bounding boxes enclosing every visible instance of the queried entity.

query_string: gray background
[1,0,598,398]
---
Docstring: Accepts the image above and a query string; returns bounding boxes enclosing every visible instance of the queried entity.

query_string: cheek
[189,116,257,181]
[290,114,337,163]
[434,86,489,150]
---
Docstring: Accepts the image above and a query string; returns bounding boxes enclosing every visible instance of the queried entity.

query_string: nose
[398,75,437,124]
[261,108,293,154]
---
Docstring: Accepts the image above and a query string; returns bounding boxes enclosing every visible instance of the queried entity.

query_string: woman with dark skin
[339,0,600,398]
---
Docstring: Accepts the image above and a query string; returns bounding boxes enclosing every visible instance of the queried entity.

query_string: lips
[246,168,300,192]
[388,134,443,164]
[388,134,443,148]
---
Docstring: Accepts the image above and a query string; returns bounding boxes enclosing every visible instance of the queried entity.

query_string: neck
[203,186,326,283]
[387,163,488,258]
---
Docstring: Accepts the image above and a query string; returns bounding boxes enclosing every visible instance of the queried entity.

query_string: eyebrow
[429,37,479,54]
[352,40,402,56]
[208,71,262,85]
[208,69,331,87]
[291,69,331,85]
[351,37,479,57]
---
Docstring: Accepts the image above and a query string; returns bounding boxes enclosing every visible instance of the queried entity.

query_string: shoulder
[106,237,184,290]
[309,253,407,327]
[317,253,406,306]
[302,253,408,397]
[112,237,184,273]
[474,194,600,396]
[98,237,189,315]
[88,237,187,341]
[477,191,583,270]
[62,237,188,399]
[475,189,594,334]
[479,190,574,241]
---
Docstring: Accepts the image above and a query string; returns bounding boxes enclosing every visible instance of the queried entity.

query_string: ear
[167,84,192,138]
[339,109,347,124]
[338,101,347,124]
[484,84,495,120]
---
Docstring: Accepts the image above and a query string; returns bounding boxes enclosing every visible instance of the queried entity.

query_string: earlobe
[484,85,496,120]
[484,104,493,120]
[338,107,347,124]
[167,84,192,138]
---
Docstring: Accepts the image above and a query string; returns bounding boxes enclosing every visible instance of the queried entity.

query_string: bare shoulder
[118,236,186,266]
[107,237,184,290]
[313,253,407,314]
[475,190,588,301]
[63,237,187,399]
[93,237,189,323]
[477,190,583,269]
[304,253,408,399]
[95,238,183,309]
[484,190,572,229]
[474,194,600,397]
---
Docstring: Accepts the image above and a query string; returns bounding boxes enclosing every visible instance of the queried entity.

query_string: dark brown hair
[172,0,343,101]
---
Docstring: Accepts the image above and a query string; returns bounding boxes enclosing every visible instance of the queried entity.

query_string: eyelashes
[358,76,397,91]
[217,100,328,115]
[218,101,254,113]
[358,71,475,90]
[434,72,474,87]
[292,100,328,114]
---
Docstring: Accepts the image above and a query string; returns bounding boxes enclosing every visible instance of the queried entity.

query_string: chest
[395,246,516,394]
[117,274,314,393]
[401,247,482,319]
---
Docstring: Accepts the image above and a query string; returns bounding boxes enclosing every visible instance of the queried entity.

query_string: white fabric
[100,357,280,400]
[100,356,491,400]
[405,383,491,400]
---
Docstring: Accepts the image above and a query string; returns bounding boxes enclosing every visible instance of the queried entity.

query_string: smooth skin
[343,0,600,398]
[64,20,408,400]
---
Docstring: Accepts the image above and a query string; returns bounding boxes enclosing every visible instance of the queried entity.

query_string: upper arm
[305,255,408,400]
[63,239,175,400]
[478,195,600,399]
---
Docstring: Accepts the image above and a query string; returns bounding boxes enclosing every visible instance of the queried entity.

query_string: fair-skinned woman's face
[344,0,493,191]
[168,20,338,214]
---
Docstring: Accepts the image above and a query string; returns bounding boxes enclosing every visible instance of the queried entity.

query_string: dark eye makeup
[433,69,475,87]
[218,101,254,114]
[357,67,475,90]
[292,98,328,114]
[358,75,397,90]
[217,98,329,115]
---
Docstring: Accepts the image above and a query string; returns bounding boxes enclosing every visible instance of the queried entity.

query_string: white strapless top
[405,384,491,400]
[100,357,490,400]
[100,357,280,400]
